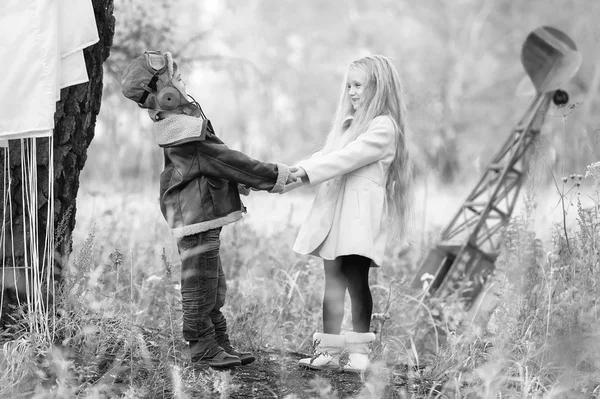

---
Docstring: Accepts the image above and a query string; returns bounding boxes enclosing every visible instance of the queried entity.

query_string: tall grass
[0,169,599,397]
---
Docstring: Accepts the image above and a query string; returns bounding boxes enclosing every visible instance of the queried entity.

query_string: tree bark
[53,0,115,266]
[0,0,115,327]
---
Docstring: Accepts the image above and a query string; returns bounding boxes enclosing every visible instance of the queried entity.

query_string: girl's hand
[290,166,308,183]
[286,169,298,184]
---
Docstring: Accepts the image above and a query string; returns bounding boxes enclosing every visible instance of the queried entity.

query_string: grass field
[1,168,599,397]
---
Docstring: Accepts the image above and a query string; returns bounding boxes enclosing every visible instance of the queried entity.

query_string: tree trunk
[0,0,115,328]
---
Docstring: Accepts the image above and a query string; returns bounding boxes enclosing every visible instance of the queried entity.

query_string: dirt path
[221,350,398,398]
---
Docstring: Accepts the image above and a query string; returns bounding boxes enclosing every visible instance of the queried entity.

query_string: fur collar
[152,114,208,146]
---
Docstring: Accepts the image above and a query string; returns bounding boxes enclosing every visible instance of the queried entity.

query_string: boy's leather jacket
[153,114,289,237]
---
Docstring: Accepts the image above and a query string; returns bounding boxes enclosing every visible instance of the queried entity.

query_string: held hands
[242,164,304,195]
[280,166,307,194]
[241,164,306,195]
[286,167,298,185]
[289,166,308,183]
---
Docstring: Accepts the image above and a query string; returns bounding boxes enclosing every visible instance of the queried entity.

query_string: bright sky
[199,0,224,26]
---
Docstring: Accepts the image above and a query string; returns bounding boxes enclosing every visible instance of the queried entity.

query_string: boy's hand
[237,184,251,196]
[280,179,303,194]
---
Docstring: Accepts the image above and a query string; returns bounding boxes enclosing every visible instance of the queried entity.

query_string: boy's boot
[220,340,256,365]
[342,332,376,373]
[191,345,241,368]
[298,333,346,370]
[215,329,256,365]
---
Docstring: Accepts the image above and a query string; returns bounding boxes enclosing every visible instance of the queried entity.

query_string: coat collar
[152,114,209,146]
[342,115,354,130]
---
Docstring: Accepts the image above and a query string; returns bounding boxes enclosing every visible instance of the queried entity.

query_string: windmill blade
[521,26,582,93]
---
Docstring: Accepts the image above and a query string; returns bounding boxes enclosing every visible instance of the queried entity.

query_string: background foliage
[88,0,600,189]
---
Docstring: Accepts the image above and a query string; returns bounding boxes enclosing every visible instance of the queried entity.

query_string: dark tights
[323,255,373,334]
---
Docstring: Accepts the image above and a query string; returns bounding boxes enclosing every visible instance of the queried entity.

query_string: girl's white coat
[293,116,396,267]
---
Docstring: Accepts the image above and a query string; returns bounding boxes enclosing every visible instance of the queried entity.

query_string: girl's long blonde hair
[321,55,413,241]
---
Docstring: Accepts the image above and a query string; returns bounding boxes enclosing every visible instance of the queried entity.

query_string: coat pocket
[207,177,227,189]
[206,177,234,217]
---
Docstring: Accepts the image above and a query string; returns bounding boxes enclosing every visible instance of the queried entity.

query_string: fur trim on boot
[298,333,346,370]
[342,332,376,373]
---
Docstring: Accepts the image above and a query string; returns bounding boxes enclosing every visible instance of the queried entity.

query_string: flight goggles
[145,51,171,74]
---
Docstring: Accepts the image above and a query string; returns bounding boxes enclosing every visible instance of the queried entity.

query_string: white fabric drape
[58,0,99,91]
[0,0,98,340]
[0,0,59,145]
[0,0,99,146]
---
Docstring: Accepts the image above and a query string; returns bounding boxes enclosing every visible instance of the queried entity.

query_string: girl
[289,55,412,372]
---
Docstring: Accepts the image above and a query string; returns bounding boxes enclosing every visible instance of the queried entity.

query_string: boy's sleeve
[297,116,396,186]
[195,140,290,193]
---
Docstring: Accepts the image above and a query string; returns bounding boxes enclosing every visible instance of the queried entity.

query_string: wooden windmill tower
[411,27,582,310]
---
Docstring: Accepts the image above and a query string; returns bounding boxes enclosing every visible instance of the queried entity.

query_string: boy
[120,51,294,368]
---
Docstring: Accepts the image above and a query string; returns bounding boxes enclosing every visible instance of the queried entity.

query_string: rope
[1,147,7,319]
[45,135,55,338]
[0,137,55,340]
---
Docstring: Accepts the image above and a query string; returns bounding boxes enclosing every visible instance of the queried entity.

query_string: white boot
[342,332,376,373]
[298,333,345,370]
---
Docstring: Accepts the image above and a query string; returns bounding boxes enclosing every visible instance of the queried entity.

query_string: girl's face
[347,66,367,111]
